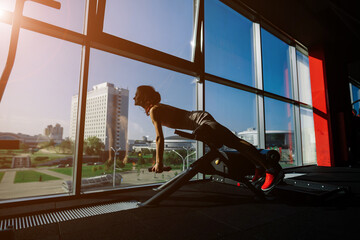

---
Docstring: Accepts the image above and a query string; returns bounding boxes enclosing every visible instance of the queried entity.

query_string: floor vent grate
[0,201,138,231]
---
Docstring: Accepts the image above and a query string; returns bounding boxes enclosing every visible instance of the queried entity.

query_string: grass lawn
[0,172,5,182]
[14,170,60,183]
[49,162,182,179]
[50,167,73,176]
[31,152,72,165]
[50,164,115,178]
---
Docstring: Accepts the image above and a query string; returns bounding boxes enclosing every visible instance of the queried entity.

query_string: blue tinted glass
[205,0,255,87]
[264,97,297,166]
[205,81,258,146]
[352,84,360,115]
[104,0,194,60]
[261,28,292,98]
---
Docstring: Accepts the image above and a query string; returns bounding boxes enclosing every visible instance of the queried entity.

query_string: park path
[0,171,16,185]
[36,169,71,180]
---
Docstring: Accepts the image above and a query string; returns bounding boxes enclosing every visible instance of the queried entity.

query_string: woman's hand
[151,162,164,173]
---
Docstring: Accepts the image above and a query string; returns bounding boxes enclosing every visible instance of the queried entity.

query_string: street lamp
[183,146,195,169]
[111,147,121,187]
[185,151,196,168]
[172,149,185,171]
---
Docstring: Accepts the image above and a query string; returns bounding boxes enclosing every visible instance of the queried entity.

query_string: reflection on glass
[205,81,258,149]
[297,51,312,105]
[76,48,196,192]
[261,28,292,98]
[22,0,86,33]
[264,97,297,166]
[300,107,316,165]
[103,0,194,60]
[0,29,82,201]
[351,83,360,115]
[205,0,255,87]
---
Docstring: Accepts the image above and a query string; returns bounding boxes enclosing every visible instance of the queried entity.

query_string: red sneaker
[261,170,284,193]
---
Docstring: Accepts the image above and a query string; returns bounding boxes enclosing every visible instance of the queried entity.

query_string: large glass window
[261,28,293,99]
[0,0,319,203]
[297,51,312,105]
[0,29,82,200]
[205,0,255,87]
[103,0,194,61]
[350,83,360,115]
[76,48,197,192]
[205,81,258,148]
[23,0,86,33]
[264,97,297,167]
[349,82,360,164]
[300,107,316,165]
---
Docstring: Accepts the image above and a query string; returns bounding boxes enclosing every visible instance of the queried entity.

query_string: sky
[0,0,306,141]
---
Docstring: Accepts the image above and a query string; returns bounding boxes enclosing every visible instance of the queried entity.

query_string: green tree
[59,138,74,153]
[84,136,105,155]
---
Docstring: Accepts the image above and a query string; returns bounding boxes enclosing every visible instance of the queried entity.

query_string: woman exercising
[133,85,284,192]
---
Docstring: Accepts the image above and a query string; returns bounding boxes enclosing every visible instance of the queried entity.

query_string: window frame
[0,0,316,206]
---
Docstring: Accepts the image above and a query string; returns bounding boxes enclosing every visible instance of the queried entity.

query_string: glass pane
[297,51,312,105]
[0,0,15,12]
[23,0,86,33]
[300,107,316,165]
[351,83,360,115]
[0,29,82,201]
[205,0,255,87]
[350,83,360,164]
[103,0,194,61]
[264,97,297,167]
[76,48,196,192]
[205,81,258,148]
[261,28,292,98]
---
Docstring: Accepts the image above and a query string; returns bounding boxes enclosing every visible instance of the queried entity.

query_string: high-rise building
[44,123,63,144]
[69,82,129,151]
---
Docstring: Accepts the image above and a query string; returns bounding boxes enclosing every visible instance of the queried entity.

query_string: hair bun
[154,91,161,104]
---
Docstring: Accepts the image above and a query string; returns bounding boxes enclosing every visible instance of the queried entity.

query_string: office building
[44,123,63,144]
[70,82,129,150]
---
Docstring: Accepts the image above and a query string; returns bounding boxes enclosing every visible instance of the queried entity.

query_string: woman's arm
[150,108,164,173]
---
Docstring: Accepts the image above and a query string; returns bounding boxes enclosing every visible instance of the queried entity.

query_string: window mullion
[253,22,265,149]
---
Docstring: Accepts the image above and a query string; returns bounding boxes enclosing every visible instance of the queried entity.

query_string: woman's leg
[204,121,270,169]
[205,121,283,192]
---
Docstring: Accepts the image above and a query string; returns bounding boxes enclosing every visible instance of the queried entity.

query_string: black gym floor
[1,165,360,240]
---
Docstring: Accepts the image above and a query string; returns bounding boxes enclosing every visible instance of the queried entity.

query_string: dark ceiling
[237,0,360,63]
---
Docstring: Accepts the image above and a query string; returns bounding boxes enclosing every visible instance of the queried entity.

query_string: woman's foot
[261,167,284,193]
